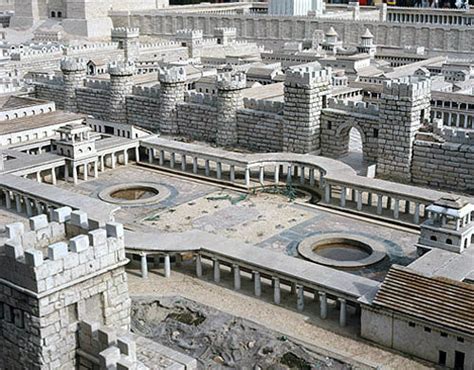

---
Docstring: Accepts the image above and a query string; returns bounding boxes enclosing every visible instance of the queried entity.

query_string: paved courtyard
[59,165,419,281]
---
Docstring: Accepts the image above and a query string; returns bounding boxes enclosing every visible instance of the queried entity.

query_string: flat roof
[0,111,86,135]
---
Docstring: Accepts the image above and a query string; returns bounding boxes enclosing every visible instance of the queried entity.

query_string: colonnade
[323,182,427,224]
[1,188,58,218]
[431,110,473,129]
[387,11,470,26]
[130,250,351,327]
[144,146,324,189]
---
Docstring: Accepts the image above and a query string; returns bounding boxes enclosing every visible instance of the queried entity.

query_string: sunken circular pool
[298,233,387,268]
[98,183,169,206]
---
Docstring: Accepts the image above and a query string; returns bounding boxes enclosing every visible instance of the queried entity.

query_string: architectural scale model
[0,0,473,368]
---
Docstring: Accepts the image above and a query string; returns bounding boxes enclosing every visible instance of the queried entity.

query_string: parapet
[78,321,147,370]
[435,127,474,145]
[111,27,140,39]
[0,208,127,295]
[132,85,161,99]
[214,27,237,37]
[216,71,247,91]
[326,97,379,116]
[382,77,431,99]
[84,79,111,90]
[243,97,284,115]
[176,28,203,40]
[158,66,187,84]
[60,57,87,73]
[108,61,135,77]
[285,65,332,88]
[184,91,217,106]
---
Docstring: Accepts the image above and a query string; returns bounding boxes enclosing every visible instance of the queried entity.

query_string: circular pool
[98,183,169,206]
[298,233,386,268]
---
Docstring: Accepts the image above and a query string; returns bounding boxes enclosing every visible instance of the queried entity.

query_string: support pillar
[259,166,264,184]
[164,254,171,278]
[273,277,280,304]
[338,298,347,327]
[170,153,175,168]
[393,199,400,219]
[230,165,235,182]
[274,165,279,184]
[25,197,33,216]
[205,160,210,176]
[356,190,362,211]
[5,191,11,209]
[217,162,222,180]
[181,154,186,171]
[319,292,327,319]
[296,285,304,312]
[414,203,420,224]
[253,271,261,297]
[233,264,241,290]
[15,194,22,213]
[245,168,250,187]
[51,168,57,185]
[193,157,198,174]
[141,254,148,279]
[195,254,202,277]
[377,194,383,215]
[73,165,78,185]
[213,258,220,283]
[340,187,346,207]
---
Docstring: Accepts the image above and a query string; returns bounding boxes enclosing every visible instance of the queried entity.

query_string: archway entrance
[335,124,370,175]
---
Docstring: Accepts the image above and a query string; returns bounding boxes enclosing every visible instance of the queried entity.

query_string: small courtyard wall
[176,101,218,143]
[76,87,111,121]
[126,88,161,131]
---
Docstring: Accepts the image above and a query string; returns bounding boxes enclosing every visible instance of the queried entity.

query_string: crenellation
[243,97,284,115]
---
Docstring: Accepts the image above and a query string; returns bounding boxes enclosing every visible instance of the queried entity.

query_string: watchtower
[158,66,187,134]
[176,29,203,58]
[111,27,140,62]
[377,77,431,182]
[61,57,86,113]
[0,209,130,369]
[108,60,135,124]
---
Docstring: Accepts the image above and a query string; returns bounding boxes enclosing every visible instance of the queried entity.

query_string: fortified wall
[0,207,130,369]
[32,58,474,193]
[110,11,474,55]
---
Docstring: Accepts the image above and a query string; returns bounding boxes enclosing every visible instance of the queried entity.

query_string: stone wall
[35,83,65,110]
[237,109,284,152]
[111,13,474,55]
[76,87,111,121]
[0,209,130,369]
[127,95,161,131]
[176,102,218,143]
[320,108,379,162]
[411,139,474,193]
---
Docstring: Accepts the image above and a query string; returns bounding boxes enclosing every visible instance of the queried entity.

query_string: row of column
[389,12,467,25]
[432,110,473,129]
[324,184,424,224]
[139,252,176,279]
[197,254,348,327]
[1,188,55,218]
[146,147,322,188]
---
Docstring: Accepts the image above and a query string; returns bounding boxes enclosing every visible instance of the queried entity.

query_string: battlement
[111,27,140,39]
[78,321,145,369]
[108,61,135,77]
[84,78,111,90]
[132,85,161,98]
[435,127,474,145]
[326,97,379,116]
[30,73,64,86]
[0,208,127,294]
[10,47,63,61]
[61,57,87,73]
[285,65,332,87]
[216,71,247,91]
[158,66,187,84]
[176,28,203,40]
[214,27,237,36]
[184,91,217,106]
[139,40,181,50]
[64,42,120,56]
[243,97,284,114]
[382,76,431,98]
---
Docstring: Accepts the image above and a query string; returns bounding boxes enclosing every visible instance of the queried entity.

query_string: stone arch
[332,121,367,159]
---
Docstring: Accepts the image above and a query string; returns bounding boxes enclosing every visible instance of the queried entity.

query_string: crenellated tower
[377,77,431,182]
[61,57,86,113]
[0,208,130,369]
[283,64,331,154]
[158,66,187,135]
[111,27,140,62]
[175,29,203,58]
[216,71,246,147]
[108,60,135,124]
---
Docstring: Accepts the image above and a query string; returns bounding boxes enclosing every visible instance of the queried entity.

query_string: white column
[299,167,305,184]
[100,156,105,172]
[124,150,129,165]
[259,166,264,184]
[83,163,88,181]
[193,157,198,174]
[195,254,202,277]
[64,163,69,182]
[181,154,186,171]
[169,153,175,168]
[159,150,165,166]
[111,152,116,169]
[25,197,33,216]
[253,271,261,297]
[319,292,327,319]
[356,190,362,211]
[48,167,56,185]
[164,254,171,278]
[4,190,11,209]
[233,264,241,290]
[230,165,235,182]
[324,184,331,203]
[273,277,281,304]
[94,161,99,178]
[73,165,78,185]
[339,298,347,327]
[393,199,400,219]
[135,146,140,163]
[340,187,346,207]
[286,165,292,184]
[377,194,383,215]
[217,162,222,180]
[296,285,304,312]
[213,258,220,283]
[36,171,42,183]
[309,168,315,186]
[205,160,210,176]
[141,254,148,279]
[245,168,250,187]
[274,165,280,184]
